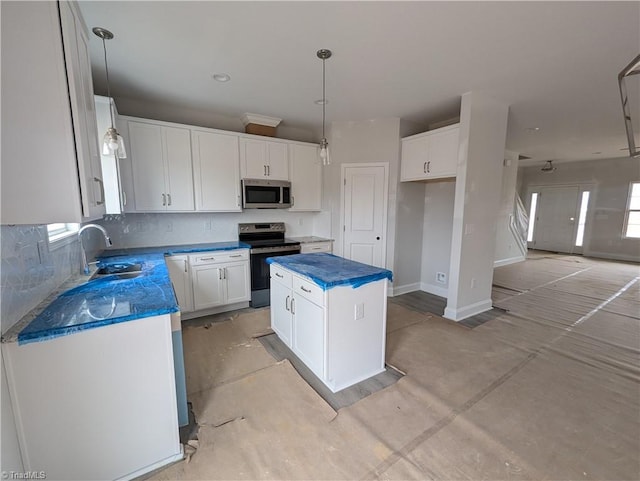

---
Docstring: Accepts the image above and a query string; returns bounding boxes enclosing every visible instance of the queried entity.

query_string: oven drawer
[189,249,249,265]
[270,264,292,288]
[292,275,324,306]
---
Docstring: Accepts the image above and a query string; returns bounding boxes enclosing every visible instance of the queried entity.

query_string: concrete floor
[150,252,640,480]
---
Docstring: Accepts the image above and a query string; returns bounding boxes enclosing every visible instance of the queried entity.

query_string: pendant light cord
[322,56,326,140]
[101,37,115,129]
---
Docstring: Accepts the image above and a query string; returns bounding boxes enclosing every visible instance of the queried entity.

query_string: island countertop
[267,253,392,290]
[3,241,250,345]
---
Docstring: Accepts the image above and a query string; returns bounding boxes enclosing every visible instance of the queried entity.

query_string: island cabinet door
[270,280,293,346]
[291,293,325,379]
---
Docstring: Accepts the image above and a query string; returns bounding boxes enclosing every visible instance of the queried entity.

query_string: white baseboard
[494,255,526,268]
[444,298,493,322]
[390,282,421,297]
[582,250,640,263]
[420,282,448,298]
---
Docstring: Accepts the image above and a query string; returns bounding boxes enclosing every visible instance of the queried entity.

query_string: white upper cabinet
[192,130,241,212]
[127,119,195,212]
[240,138,289,180]
[1,1,104,223]
[289,143,322,211]
[401,124,460,182]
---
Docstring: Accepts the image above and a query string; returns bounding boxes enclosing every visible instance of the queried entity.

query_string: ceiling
[79,1,640,165]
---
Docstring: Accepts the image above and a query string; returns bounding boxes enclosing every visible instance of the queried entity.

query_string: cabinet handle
[218,268,223,280]
[200,256,216,261]
[291,195,294,207]
[267,165,270,176]
[222,268,226,280]
[167,193,172,206]
[275,272,283,278]
[285,295,290,312]
[94,177,105,205]
[264,165,267,176]
[291,297,295,315]
[427,161,431,173]
[300,286,312,293]
[162,193,166,206]
[237,195,241,207]
[184,260,188,273]
[423,162,427,174]
[122,190,127,207]
[230,254,243,258]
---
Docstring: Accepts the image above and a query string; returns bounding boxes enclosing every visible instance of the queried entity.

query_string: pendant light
[317,49,332,165]
[541,160,556,173]
[92,27,126,158]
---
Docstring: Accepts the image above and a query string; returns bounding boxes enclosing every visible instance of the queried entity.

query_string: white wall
[420,180,456,298]
[519,156,640,262]
[322,118,402,276]
[445,92,509,321]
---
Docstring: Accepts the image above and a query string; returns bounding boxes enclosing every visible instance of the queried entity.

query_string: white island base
[270,263,388,393]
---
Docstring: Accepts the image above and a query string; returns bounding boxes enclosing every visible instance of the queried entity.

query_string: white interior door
[533,185,580,253]
[342,164,388,268]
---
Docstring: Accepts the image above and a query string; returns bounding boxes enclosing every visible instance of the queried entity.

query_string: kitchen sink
[91,263,143,280]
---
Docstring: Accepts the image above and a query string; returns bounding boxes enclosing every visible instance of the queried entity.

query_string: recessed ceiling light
[525,127,540,132]
[212,73,231,82]
[314,99,328,105]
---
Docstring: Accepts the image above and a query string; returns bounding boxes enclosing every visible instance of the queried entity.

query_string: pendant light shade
[93,27,126,159]
[541,160,556,173]
[317,49,332,165]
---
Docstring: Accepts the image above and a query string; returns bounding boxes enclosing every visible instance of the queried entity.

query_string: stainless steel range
[239,223,301,307]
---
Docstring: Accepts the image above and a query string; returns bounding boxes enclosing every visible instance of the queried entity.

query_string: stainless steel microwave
[242,179,292,209]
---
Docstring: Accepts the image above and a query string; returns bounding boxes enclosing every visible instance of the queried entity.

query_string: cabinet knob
[376,236,380,240]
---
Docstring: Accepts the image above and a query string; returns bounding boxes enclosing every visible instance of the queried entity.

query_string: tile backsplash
[98,211,330,248]
[1,225,79,334]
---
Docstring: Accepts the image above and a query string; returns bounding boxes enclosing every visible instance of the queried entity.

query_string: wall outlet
[436,272,447,284]
[354,303,364,320]
[166,222,173,233]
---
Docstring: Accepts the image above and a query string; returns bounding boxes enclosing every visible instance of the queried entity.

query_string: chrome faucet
[78,224,112,275]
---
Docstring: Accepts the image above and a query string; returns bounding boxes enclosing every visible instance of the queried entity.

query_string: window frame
[47,223,79,249]
[623,181,640,239]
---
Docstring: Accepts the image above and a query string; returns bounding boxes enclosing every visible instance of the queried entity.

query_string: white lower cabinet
[2,315,182,480]
[165,255,194,313]
[189,250,250,311]
[291,292,325,378]
[270,278,293,345]
[270,263,387,392]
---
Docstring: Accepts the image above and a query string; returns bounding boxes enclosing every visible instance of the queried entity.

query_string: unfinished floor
[150,252,640,480]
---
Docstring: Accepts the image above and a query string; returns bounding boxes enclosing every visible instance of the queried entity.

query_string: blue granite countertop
[267,253,393,290]
[5,241,250,345]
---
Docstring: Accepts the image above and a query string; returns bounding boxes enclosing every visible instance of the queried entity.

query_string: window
[527,192,539,242]
[624,182,640,238]
[47,223,79,247]
[575,191,590,247]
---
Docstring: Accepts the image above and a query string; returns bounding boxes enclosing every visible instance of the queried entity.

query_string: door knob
[376,236,380,240]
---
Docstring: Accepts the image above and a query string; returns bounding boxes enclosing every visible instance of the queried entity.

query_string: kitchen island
[267,253,392,393]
